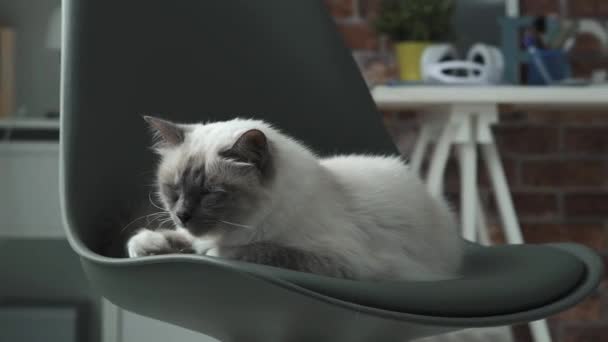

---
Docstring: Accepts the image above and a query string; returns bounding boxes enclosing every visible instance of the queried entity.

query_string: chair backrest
[61,0,397,254]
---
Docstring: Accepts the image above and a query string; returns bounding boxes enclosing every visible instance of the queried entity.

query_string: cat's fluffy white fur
[132,118,463,281]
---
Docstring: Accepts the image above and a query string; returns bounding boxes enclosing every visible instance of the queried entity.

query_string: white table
[372,85,608,342]
[373,85,608,108]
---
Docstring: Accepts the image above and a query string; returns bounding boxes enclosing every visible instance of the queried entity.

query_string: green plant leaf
[373,0,454,42]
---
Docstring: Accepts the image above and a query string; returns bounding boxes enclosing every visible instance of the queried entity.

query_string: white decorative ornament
[421,43,505,85]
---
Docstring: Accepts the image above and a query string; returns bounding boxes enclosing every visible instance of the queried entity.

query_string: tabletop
[372,85,608,109]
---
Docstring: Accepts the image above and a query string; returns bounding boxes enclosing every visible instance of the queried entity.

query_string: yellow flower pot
[395,41,431,81]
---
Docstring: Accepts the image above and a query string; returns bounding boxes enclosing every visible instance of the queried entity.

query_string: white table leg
[480,143,524,244]
[457,141,478,242]
[530,320,552,342]
[427,118,459,198]
[455,123,479,243]
[416,105,550,341]
[410,124,432,176]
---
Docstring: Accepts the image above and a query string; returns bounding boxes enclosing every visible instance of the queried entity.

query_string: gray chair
[60,1,603,341]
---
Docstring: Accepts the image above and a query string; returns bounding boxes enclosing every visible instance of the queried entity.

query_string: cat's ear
[222,129,270,171]
[143,116,185,148]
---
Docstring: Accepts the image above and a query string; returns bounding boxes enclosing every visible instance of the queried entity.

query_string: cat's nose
[177,212,192,224]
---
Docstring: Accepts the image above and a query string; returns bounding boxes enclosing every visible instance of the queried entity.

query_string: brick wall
[324,0,608,341]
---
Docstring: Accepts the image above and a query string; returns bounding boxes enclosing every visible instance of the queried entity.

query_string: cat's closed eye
[201,188,228,207]
[202,187,227,197]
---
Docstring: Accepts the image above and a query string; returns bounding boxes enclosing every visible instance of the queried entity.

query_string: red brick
[554,294,602,322]
[564,126,608,155]
[442,155,518,192]
[336,22,378,50]
[561,323,608,342]
[441,159,459,193]
[522,223,608,251]
[494,125,559,155]
[526,110,608,124]
[444,190,493,217]
[499,109,528,123]
[602,254,608,291]
[521,160,607,188]
[383,111,414,145]
[359,0,381,19]
[571,33,603,54]
[521,0,559,15]
[505,192,560,220]
[324,0,355,19]
[511,324,534,342]
[481,157,519,189]
[565,193,608,219]
[570,57,608,78]
[396,110,416,121]
[485,222,508,244]
[381,110,394,120]
[598,1,608,16]
[441,158,506,192]
[568,0,598,17]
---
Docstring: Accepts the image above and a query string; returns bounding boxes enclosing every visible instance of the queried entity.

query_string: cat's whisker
[147,212,170,226]
[121,212,163,233]
[146,212,167,220]
[159,219,173,226]
[149,211,170,219]
[156,218,176,230]
[148,192,167,211]
[120,210,172,234]
[219,220,254,230]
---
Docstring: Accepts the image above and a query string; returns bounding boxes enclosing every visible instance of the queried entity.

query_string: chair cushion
[244,244,586,317]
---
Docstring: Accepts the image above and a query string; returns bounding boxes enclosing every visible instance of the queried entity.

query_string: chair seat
[238,243,586,317]
[79,241,600,341]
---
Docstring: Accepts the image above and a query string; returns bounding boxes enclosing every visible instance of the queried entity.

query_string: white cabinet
[0,142,63,238]
[0,119,217,342]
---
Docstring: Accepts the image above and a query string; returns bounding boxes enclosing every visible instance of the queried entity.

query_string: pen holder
[526,49,571,85]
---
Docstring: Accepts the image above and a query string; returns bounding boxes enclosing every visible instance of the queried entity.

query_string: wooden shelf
[0,117,60,130]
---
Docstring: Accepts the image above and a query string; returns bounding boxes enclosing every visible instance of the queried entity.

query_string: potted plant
[374,0,455,81]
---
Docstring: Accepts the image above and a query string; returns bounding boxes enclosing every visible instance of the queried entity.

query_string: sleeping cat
[126,116,464,281]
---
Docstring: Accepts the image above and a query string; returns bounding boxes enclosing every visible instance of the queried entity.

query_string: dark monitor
[453,0,506,51]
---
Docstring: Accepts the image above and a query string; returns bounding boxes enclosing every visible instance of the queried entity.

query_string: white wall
[0,0,61,117]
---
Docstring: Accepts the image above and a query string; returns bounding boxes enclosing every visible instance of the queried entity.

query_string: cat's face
[145,116,273,236]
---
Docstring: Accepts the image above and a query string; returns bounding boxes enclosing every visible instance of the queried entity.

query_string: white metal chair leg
[457,141,478,242]
[427,119,459,197]
[530,320,552,342]
[480,143,524,244]
[102,298,122,342]
[455,129,479,243]
[410,124,432,176]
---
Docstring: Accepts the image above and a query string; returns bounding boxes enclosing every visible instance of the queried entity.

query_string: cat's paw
[192,238,219,256]
[205,247,221,257]
[127,229,194,258]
